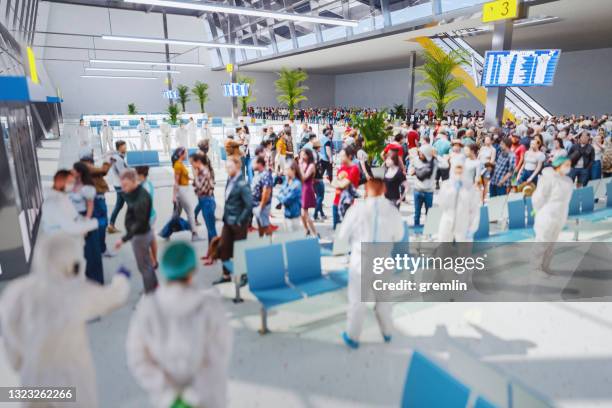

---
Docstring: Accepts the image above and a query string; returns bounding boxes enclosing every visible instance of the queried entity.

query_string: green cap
[552,155,570,168]
[161,241,197,281]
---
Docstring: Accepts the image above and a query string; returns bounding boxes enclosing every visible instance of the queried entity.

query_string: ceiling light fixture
[90,59,206,67]
[85,67,181,74]
[123,0,359,27]
[101,34,268,50]
[81,75,158,79]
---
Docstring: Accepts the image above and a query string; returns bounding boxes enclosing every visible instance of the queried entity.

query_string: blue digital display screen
[481,49,561,87]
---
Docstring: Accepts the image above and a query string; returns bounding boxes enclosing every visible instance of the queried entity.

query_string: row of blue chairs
[125,148,200,167]
[244,238,348,334]
[402,351,552,408]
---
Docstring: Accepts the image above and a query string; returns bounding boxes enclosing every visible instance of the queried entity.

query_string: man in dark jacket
[568,131,595,187]
[215,156,253,286]
[114,168,157,293]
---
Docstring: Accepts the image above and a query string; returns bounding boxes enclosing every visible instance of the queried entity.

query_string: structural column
[484,19,513,128]
[162,12,173,98]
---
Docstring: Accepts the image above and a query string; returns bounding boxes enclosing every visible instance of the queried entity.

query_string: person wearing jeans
[114,168,157,293]
[108,140,129,234]
[192,153,218,242]
[490,138,516,198]
[408,145,437,227]
[568,131,595,187]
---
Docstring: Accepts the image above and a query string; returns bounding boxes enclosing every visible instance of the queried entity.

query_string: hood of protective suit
[32,233,85,280]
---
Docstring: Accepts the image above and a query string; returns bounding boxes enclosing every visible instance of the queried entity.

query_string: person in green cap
[126,241,232,408]
[531,155,573,274]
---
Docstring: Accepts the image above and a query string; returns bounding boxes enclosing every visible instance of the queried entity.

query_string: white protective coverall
[126,284,232,408]
[531,167,574,271]
[187,120,198,147]
[0,234,130,408]
[337,196,404,340]
[437,176,481,242]
[159,121,172,154]
[76,125,92,148]
[100,124,114,153]
[138,121,151,150]
[40,189,99,236]
[176,125,188,148]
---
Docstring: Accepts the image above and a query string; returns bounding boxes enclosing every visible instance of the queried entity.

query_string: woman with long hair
[299,148,318,236]
[71,161,104,284]
[383,151,407,209]
[192,153,217,243]
[277,159,303,232]
[478,135,496,200]
[171,147,200,241]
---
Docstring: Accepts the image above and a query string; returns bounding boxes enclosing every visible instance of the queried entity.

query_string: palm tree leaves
[167,104,179,125]
[176,84,190,112]
[350,110,392,162]
[275,67,309,120]
[191,81,209,113]
[127,103,137,115]
[417,48,469,119]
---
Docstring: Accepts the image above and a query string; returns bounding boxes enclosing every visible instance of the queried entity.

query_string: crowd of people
[1,106,611,407]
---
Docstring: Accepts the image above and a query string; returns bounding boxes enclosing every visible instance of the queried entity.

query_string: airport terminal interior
[1,0,612,407]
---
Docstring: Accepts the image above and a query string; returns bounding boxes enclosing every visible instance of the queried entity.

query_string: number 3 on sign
[482,0,518,23]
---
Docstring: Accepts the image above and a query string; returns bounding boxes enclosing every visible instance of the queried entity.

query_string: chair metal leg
[573,218,580,241]
[232,274,244,303]
[258,307,269,335]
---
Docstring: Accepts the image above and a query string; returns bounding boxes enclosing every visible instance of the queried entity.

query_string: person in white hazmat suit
[437,163,481,242]
[531,155,573,273]
[0,233,131,408]
[160,118,172,155]
[176,122,189,148]
[138,117,152,150]
[76,118,92,148]
[337,178,405,349]
[127,241,232,408]
[100,119,114,153]
[187,117,198,147]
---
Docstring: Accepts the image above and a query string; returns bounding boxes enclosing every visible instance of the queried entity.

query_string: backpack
[415,159,434,181]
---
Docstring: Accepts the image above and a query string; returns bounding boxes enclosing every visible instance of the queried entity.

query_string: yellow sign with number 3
[482,0,519,23]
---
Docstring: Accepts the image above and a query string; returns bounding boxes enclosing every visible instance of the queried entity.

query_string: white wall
[334,67,483,111]
[525,47,612,116]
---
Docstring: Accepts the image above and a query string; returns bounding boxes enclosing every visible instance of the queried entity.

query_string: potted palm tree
[392,103,406,124]
[417,48,467,119]
[176,85,190,112]
[350,110,392,177]
[167,104,179,125]
[127,103,137,115]
[191,82,209,113]
[236,74,256,117]
[275,67,308,121]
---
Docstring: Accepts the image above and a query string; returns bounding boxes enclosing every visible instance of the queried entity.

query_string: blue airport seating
[507,199,526,230]
[474,206,490,240]
[525,197,535,226]
[128,119,139,127]
[126,150,160,167]
[285,239,343,296]
[109,120,121,127]
[245,244,303,310]
[211,117,223,126]
[568,189,580,216]
[401,351,470,408]
[580,186,595,213]
[146,119,158,128]
[474,396,498,408]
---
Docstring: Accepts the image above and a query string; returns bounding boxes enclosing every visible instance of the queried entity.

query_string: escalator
[415,33,551,121]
